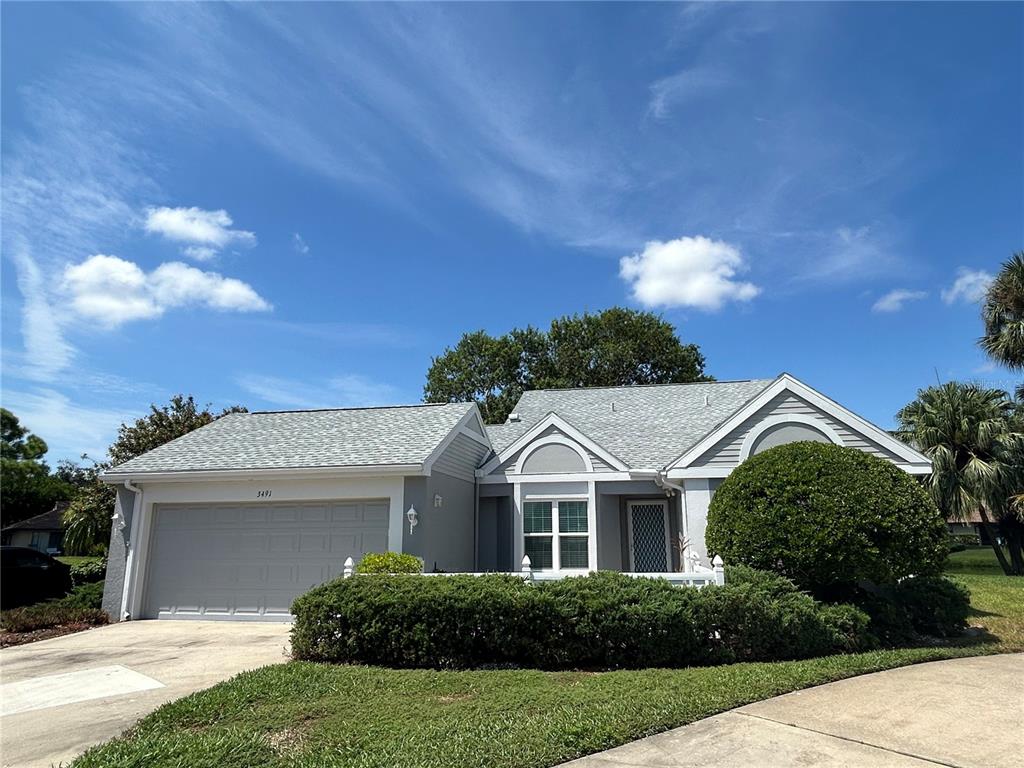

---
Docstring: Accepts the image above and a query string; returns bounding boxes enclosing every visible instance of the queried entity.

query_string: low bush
[705,443,948,596]
[355,552,423,574]
[841,576,971,644]
[69,558,107,586]
[0,581,107,635]
[291,570,871,670]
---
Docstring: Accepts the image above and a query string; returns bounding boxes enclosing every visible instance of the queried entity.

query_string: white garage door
[143,499,389,620]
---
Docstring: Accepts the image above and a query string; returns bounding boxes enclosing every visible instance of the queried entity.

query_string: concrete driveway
[562,654,1024,768]
[0,620,291,768]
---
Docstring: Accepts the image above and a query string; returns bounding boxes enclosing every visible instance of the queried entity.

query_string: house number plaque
[256,490,273,499]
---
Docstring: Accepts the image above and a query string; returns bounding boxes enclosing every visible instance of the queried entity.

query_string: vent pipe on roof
[703,394,709,407]
[507,413,521,423]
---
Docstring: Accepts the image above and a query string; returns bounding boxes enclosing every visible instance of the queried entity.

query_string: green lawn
[74,555,1023,768]
[55,556,104,567]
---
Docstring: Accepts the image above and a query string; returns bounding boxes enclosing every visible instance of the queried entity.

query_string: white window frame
[522,495,591,572]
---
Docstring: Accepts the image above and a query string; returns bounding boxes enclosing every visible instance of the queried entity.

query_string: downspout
[119,479,143,621]
[655,471,689,570]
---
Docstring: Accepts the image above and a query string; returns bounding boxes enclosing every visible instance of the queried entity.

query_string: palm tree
[980,252,1024,370]
[897,382,1024,576]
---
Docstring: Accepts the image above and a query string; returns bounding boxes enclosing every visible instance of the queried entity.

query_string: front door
[627,500,671,572]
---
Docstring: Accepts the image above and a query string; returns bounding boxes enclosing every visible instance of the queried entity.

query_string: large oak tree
[424,308,710,424]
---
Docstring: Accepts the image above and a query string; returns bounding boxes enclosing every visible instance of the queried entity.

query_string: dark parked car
[1,546,73,609]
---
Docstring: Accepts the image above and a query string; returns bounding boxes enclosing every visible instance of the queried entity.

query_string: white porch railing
[342,554,725,588]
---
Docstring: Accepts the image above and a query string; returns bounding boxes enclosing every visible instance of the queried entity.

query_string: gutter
[100,463,425,484]
[119,478,144,621]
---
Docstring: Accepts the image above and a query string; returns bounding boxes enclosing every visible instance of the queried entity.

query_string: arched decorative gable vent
[518,437,592,474]
[740,414,842,461]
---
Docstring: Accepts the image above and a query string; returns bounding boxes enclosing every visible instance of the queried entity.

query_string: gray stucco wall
[477,495,512,571]
[402,472,476,572]
[101,485,136,621]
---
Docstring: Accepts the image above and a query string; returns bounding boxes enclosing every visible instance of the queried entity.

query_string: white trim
[477,412,628,476]
[669,373,931,469]
[458,425,492,448]
[515,435,594,474]
[520,496,593,573]
[738,413,842,460]
[522,492,588,500]
[587,480,598,571]
[423,405,493,474]
[480,471,635,484]
[666,467,735,479]
[626,499,672,572]
[102,463,424,484]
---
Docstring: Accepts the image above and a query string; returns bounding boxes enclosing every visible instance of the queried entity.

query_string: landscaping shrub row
[0,581,108,634]
[69,558,107,586]
[291,566,870,670]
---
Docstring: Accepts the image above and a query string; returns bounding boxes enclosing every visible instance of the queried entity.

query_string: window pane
[559,536,589,569]
[524,536,553,569]
[559,501,588,533]
[523,501,552,534]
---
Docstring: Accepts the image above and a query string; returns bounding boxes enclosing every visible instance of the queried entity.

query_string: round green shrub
[355,552,423,574]
[705,442,948,594]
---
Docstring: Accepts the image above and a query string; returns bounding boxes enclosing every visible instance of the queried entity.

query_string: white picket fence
[341,554,725,588]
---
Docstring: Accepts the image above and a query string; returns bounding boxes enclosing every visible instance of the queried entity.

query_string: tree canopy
[897,381,1024,576]
[0,409,71,528]
[424,308,710,423]
[980,251,1024,372]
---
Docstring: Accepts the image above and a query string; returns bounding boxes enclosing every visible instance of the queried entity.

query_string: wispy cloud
[647,68,733,120]
[292,233,310,255]
[619,235,760,311]
[872,288,927,313]
[237,373,403,410]
[941,268,993,305]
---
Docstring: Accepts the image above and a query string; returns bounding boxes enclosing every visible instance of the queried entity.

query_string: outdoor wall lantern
[433,493,443,508]
[406,505,418,534]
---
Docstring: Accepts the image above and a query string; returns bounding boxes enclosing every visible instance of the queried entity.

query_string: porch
[476,479,717,576]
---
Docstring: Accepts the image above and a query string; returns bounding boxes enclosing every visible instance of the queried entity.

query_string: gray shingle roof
[105,402,475,475]
[488,379,775,468]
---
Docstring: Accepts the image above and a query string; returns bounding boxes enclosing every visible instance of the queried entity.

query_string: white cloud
[872,288,927,313]
[0,388,134,462]
[619,236,761,311]
[941,268,993,305]
[237,373,401,410]
[292,233,309,255]
[183,245,218,261]
[61,254,271,329]
[145,206,256,259]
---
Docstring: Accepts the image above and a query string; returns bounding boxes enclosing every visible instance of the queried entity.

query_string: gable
[689,391,903,468]
[430,432,492,482]
[490,425,613,475]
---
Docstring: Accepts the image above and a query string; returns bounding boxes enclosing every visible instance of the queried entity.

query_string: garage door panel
[144,499,390,620]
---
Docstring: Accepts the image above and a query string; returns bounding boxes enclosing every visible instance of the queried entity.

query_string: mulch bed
[0,622,99,648]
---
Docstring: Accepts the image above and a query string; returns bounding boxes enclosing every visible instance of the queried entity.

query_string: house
[947,510,991,545]
[1,503,67,554]
[99,373,931,621]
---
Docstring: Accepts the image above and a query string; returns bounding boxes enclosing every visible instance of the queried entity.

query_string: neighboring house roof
[2,503,67,533]
[489,379,774,469]
[104,402,477,476]
[949,510,988,525]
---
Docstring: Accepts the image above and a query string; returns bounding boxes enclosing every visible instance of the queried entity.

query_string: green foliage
[61,470,117,556]
[354,552,423,574]
[849,577,971,644]
[1,581,107,633]
[109,395,247,466]
[291,570,870,669]
[980,251,1024,371]
[705,442,948,594]
[0,408,72,527]
[69,558,107,586]
[424,308,709,424]
[897,381,1024,575]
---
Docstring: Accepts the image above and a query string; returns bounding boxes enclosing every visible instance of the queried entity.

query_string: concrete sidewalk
[0,620,291,768]
[562,654,1024,768]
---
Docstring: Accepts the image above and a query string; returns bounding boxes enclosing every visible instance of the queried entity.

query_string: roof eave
[100,462,426,484]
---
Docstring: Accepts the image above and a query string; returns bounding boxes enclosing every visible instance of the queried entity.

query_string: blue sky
[2,2,1021,463]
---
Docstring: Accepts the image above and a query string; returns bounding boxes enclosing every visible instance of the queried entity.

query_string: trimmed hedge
[69,558,107,586]
[291,569,870,670]
[849,576,971,644]
[705,442,948,595]
[355,552,423,574]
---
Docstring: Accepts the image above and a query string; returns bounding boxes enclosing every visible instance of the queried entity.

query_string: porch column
[512,482,524,569]
[587,480,597,571]
[683,479,713,567]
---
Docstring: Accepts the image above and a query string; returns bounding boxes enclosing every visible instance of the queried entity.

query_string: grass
[74,553,1023,768]
[56,556,104,567]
